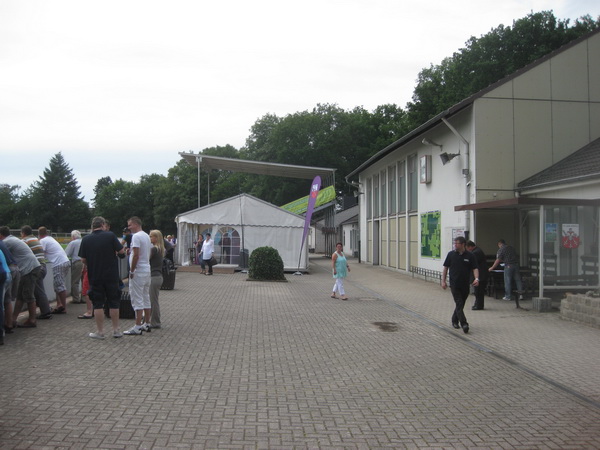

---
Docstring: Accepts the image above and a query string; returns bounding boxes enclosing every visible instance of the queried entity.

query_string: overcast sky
[1,0,598,204]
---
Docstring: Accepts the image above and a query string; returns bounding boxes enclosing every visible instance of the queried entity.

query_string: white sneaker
[88,332,105,340]
[113,331,123,338]
[141,323,151,332]
[123,326,142,336]
[502,297,512,301]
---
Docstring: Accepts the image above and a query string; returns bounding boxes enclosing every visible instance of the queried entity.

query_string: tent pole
[239,195,246,269]
[197,156,201,208]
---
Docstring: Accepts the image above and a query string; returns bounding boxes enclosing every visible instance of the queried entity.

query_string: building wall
[357,30,600,275]
[474,31,600,202]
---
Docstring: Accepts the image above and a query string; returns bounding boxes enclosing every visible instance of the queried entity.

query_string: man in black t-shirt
[442,236,479,334]
[79,216,126,340]
[466,240,488,310]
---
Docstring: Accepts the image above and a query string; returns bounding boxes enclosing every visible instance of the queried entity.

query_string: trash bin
[161,258,177,290]
[239,248,249,268]
[104,287,135,319]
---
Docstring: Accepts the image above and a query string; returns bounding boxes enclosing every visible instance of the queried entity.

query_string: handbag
[210,256,217,266]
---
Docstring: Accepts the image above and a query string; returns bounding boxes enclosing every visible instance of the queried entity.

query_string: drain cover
[372,322,398,332]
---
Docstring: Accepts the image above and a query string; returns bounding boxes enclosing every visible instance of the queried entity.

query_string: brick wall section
[560,294,600,329]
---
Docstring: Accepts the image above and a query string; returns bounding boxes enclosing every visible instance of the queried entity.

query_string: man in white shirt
[124,216,152,335]
[39,227,71,314]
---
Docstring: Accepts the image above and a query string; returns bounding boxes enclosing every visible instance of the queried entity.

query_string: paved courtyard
[1,256,600,449]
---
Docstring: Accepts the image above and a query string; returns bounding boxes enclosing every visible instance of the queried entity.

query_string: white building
[346,28,600,297]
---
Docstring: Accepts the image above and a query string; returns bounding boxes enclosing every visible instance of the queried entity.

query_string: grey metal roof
[518,138,600,191]
[180,152,336,180]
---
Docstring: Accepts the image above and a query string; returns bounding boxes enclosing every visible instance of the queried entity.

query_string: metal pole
[197,156,201,209]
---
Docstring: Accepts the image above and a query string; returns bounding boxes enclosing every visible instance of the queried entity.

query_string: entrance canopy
[455,197,599,297]
[179,153,336,180]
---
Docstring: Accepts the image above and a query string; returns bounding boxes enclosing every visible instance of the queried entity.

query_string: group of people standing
[0,216,169,345]
[81,216,166,339]
[0,225,86,344]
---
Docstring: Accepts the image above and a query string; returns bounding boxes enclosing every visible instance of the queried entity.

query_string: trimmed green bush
[248,246,286,281]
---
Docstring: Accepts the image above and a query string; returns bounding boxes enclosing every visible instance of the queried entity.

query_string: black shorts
[89,281,121,310]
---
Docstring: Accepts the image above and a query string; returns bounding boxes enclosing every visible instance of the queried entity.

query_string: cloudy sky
[1,0,598,203]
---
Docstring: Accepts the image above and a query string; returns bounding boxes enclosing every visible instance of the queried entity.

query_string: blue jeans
[504,264,523,298]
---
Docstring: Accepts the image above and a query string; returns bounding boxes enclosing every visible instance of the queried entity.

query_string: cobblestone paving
[1,258,599,449]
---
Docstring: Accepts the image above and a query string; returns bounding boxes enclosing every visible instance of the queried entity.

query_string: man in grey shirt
[489,239,523,307]
[0,226,42,328]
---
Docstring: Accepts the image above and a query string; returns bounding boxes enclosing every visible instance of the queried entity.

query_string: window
[366,178,372,219]
[373,174,379,217]
[408,155,418,212]
[398,161,406,213]
[380,170,386,216]
[215,227,241,264]
[388,165,396,214]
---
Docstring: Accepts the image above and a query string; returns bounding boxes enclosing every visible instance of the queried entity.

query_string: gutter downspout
[442,118,471,234]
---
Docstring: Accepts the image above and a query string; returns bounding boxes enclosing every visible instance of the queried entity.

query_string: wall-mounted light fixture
[440,152,460,165]
[422,138,442,148]
[423,137,460,165]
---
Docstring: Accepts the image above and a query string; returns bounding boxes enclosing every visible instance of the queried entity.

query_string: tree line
[1,11,597,236]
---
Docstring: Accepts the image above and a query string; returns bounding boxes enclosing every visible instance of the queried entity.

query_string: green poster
[421,211,441,258]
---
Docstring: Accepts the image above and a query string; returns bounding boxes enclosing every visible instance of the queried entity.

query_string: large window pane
[545,205,599,285]
[388,165,396,214]
[373,174,379,217]
[366,178,372,219]
[380,170,386,216]
[408,155,418,212]
[398,161,406,213]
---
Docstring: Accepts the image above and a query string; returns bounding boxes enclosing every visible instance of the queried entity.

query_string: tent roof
[179,153,336,180]
[176,193,306,227]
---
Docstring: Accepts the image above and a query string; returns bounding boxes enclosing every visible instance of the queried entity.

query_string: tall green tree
[406,11,600,129]
[28,153,90,231]
[0,184,21,228]
[92,178,138,231]
[241,103,408,204]
[153,160,200,235]
[152,145,244,235]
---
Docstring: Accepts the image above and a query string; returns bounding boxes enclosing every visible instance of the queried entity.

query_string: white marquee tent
[175,193,309,271]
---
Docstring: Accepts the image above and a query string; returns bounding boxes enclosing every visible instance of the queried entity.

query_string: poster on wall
[562,223,580,249]
[420,211,441,258]
[545,223,558,242]
[452,228,465,240]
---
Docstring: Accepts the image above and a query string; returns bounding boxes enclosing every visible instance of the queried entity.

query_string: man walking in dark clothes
[442,236,480,334]
[466,240,488,310]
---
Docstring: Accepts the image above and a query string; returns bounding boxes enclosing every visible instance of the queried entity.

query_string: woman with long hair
[148,230,165,329]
